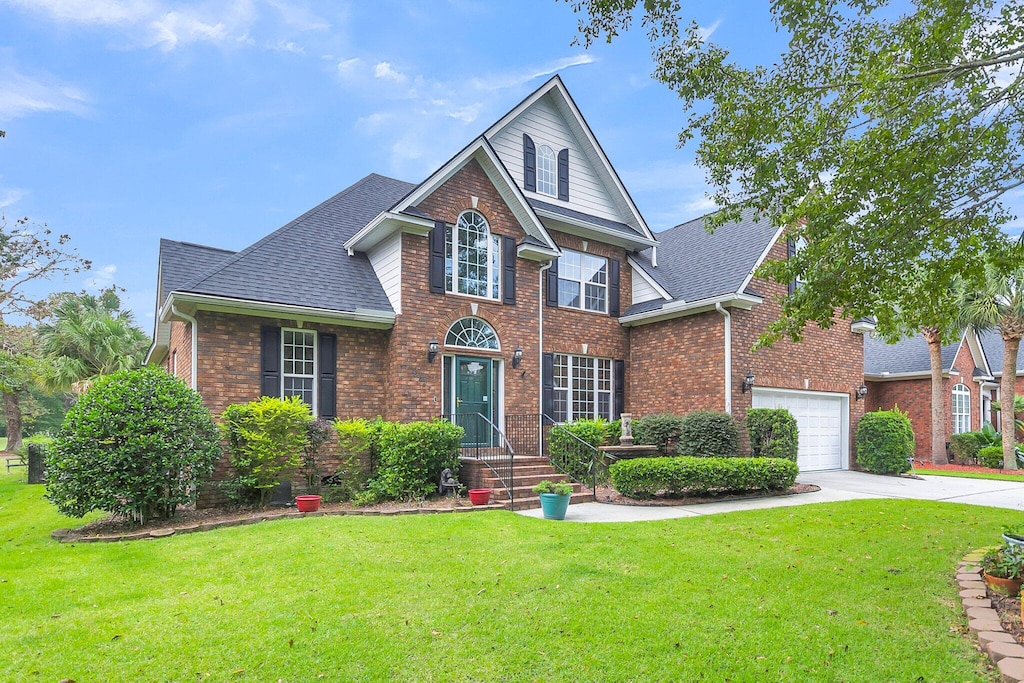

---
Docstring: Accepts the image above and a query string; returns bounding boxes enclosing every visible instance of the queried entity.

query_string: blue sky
[1,1,1016,331]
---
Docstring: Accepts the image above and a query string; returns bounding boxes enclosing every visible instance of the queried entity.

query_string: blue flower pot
[538,493,571,520]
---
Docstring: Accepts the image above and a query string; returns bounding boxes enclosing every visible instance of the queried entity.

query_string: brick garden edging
[959,549,1024,681]
[50,503,506,544]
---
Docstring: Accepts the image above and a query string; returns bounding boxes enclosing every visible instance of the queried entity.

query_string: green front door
[455,356,491,446]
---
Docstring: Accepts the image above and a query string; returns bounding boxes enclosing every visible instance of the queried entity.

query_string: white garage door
[751,389,847,471]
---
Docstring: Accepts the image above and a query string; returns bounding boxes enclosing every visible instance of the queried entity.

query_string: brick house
[147,75,871,485]
[864,327,1021,461]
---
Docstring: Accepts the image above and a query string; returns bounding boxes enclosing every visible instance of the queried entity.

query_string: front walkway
[516,470,1024,523]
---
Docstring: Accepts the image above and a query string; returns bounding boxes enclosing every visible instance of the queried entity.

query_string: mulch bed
[593,483,819,506]
[913,460,1024,476]
[990,589,1024,644]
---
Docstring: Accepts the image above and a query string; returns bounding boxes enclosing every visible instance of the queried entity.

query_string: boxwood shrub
[678,410,740,457]
[549,418,607,484]
[608,456,798,499]
[949,432,985,465]
[979,445,1004,469]
[633,413,684,455]
[369,419,463,501]
[45,366,220,523]
[745,408,799,461]
[855,408,914,474]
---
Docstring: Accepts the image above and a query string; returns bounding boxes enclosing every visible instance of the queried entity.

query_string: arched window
[952,383,971,434]
[445,317,500,350]
[445,210,500,300]
[536,145,557,196]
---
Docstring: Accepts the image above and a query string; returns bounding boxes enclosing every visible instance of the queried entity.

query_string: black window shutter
[542,352,554,417]
[608,258,621,317]
[501,235,516,305]
[260,326,281,398]
[429,220,446,294]
[613,359,625,419]
[318,333,337,419]
[523,134,536,192]
[545,258,559,307]
[557,148,569,201]
[787,238,797,295]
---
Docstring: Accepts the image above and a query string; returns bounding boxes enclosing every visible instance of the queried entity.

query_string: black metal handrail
[442,412,515,508]
[540,414,607,492]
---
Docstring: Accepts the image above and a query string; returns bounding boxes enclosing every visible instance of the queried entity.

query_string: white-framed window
[445,210,500,300]
[952,383,971,434]
[552,354,612,422]
[536,144,557,197]
[282,328,316,409]
[445,317,500,350]
[792,236,808,288]
[558,249,608,313]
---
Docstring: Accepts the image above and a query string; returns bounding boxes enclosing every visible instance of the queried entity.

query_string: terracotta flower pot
[983,571,1023,597]
[295,495,322,513]
[468,489,492,506]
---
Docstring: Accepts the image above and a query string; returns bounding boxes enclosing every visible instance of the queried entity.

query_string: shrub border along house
[608,456,798,499]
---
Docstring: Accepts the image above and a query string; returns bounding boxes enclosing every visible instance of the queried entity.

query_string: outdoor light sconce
[855,384,868,401]
[741,369,755,393]
[427,340,439,363]
[512,347,523,369]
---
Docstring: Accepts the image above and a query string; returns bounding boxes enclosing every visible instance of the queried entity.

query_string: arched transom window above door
[445,317,499,350]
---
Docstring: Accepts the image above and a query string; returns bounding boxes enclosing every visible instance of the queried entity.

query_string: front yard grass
[0,470,1015,681]
[915,468,1024,482]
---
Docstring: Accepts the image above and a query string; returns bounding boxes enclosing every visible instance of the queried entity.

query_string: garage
[751,388,848,471]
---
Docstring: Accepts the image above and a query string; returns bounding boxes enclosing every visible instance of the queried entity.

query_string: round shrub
[370,419,463,500]
[979,445,1004,469]
[949,432,985,465]
[550,419,607,483]
[633,413,684,455]
[855,408,914,474]
[678,410,740,457]
[45,366,220,523]
[746,408,799,461]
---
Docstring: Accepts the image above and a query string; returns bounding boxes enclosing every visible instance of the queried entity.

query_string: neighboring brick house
[864,329,998,460]
[147,75,871,484]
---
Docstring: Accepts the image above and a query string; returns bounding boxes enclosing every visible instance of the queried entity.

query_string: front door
[455,356,491,446]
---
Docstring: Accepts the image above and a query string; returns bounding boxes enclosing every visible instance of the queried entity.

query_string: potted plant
[468,488,492,506]
[295,494,322,513]
[981,545,1024,596]
[532,480,573,520]
[1004,522,1024,549]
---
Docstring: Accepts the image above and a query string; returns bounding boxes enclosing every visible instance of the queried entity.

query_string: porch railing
[442,412,515,508]
[504,414,613,493]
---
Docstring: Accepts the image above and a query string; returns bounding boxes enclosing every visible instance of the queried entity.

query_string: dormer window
[536,145,557,197]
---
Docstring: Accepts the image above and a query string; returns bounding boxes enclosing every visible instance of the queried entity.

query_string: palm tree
[920,324,950,465]
[37,291,149,393]
[960,261,1024,469]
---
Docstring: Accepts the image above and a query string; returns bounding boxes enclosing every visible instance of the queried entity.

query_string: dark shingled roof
[158,239,236,304]
[175,173,414,314]
[978,328,1024,374]
[864,333,960,375]
[528,198,644,239]
[624,207,779,316]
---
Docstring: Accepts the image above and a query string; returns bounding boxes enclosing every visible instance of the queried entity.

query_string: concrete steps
[458,455,594,511]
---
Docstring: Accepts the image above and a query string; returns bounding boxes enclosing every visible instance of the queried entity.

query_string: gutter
[170,304,198,390]
[163,291,395,328]
[716,302,732,414]
[619,292,762,326]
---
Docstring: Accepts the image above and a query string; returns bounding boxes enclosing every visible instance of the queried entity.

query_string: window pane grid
[557,249,607,313]
[282,330,315,409]
[952,384,971,434]
[536,145,557,196]
[448,211,499,300]
[552,354,612,422]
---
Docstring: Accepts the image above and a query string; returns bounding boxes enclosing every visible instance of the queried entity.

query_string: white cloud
[267,39,304,54]
[0,187,26,209]
[469,54,595,91]
[336,57,361,76]
[84,263,117,290]
[698,19,722,43]
[146,10,228,51]
[3,0,155,25]
[0,65,91,121]
[374,61,406,83]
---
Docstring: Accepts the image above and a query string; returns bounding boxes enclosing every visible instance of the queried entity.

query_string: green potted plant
[1004,522,1024,549]
[532,480,573,520]
[981,544,1024,596]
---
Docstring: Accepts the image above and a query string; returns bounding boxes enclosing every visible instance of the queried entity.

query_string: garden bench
[5,456,26,473]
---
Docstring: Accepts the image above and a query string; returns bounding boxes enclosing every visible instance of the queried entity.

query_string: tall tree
[38,289,149,392]
[959,258,1024,469]
[567,0,1021,344]
[0,216,90,452]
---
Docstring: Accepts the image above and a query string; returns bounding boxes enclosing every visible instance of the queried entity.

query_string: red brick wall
[389,158,634,422]
[164,320,192,383]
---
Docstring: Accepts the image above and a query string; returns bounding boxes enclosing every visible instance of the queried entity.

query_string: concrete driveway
[517,469,1024,523]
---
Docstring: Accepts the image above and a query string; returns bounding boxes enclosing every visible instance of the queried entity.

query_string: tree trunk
[1002,336,1021,469]
[924,328,947,465]
[4,390,23,454]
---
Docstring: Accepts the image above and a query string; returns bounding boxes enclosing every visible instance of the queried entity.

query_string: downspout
[539,261,552,418]
[170,304,198,390]
[715,302,732,414]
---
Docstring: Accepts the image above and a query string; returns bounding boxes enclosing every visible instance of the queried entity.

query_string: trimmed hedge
[678,410,741,457]
[370,419,463,501]
[949,432,985,465]
[550,419,607,484]
[979,445,1004,469]
[856,408,914,474]
[633,413,684,455]
[746,408,799,461]
[608,456,798,499]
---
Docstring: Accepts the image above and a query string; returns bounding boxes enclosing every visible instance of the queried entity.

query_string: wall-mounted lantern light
[512,347,524,369]
[427,340,439,363]
[855,384,868,401]
[741,369,755,394]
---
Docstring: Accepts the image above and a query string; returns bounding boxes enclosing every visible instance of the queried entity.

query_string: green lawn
[0,470,1016,682]
[915,468,1024,482]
